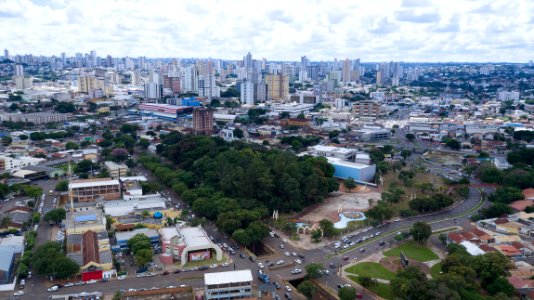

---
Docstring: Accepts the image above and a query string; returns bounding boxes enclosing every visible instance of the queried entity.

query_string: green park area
[430,262,443,278]
[383,241,439,262]
[345,262,396,280]
[348,275,394,300]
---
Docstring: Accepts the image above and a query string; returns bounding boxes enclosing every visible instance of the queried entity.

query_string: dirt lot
[297,186,381,224]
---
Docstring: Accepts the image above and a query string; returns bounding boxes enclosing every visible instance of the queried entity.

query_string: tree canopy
[33,242,79,279]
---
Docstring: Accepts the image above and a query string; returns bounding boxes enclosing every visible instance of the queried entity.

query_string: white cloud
[0,0,532,62]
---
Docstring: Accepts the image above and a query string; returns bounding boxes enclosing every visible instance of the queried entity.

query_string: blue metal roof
[74,214,97,222]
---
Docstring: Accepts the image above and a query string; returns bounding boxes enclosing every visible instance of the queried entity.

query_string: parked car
[47,286,59,292]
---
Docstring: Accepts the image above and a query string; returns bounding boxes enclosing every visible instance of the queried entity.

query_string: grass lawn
[383,241,439,262]
[348,275,394,300]
[345,262,396,280]
[430,262,442,278]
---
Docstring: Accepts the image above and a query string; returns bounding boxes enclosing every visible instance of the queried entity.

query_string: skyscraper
[90,50,97,68]
[243,52,253,70]
[193,107,214,135]
[61,52,66,65]
[198,75,219,99]
[342,59,352,83]
[3,49,8,60]
[183,65,198,92]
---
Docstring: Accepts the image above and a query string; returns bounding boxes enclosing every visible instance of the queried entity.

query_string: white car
[48,286,59,292]
[285,286,293,292]
[276,260,284,265]
[63,282,74,287]
[295,259,302,264]
[284,251,291,256]
[291,268,302,274]
[258,262,265,268]
[117,275,127,280]
[13,291,24,296]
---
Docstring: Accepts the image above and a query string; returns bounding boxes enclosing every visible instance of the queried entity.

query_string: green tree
[305,263,324,279]
[358,276,376,288]
[138,138,150,149]
[43,208,66,223]
[338,286,357,300]
[411,221,432,243]
[439,233,447,245]
[232,229,251,247]
[297,280,316,300]
[233,128,244,139]
[486,276,515,296]
[319,219,337,237]
[400,149,412,160]
[55,180,69,192]
[310,228,322,243]
[135,248,153,267]
[405,133,416,142]
[1,136,12,146]
[344,177,357,191]
[33,242,80,279]
[65,141,79,150]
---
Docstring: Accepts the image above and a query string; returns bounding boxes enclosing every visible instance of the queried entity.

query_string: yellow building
[265,74,289,101]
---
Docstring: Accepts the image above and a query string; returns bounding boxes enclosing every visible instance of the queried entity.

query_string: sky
[1,0,534,62]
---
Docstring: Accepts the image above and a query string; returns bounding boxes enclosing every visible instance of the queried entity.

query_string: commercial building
[0,112,69,125]
[69,178,121,203]
[352,101,382,117]
[78,75,105,94]
[103,195,167,217]
[193,107,214,135]
[198,75,220,99]
[66,230,114,281]
[308,145,357,160]
[138,103,193,121]
[104,161,129,179]
[265,74,289,101]
[115,228,159,251]
[144,82,163,99]
[327,157,376,183]
[352,126,391,141]
[204,270,253,300]
[271,103,314,117]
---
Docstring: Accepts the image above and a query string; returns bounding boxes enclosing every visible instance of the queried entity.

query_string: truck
[257,270,270,283]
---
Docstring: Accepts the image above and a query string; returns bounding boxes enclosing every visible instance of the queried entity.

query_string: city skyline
[1,0,533,63]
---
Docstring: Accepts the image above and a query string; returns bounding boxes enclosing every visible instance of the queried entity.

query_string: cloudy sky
[1,0,533,62]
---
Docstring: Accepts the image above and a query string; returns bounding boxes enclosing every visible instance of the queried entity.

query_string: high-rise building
[198,75,219,99]
[193,107,214,135]
[265,74,289,101]
[77,75,104,94]
[61,52,66,65]
[301,56,310,68]
[3,49,8,60]
[342,59,352,83]
[144,82,163,99]
[14,65,24,76]
[307,66,319,82]
[243,52,253,70]
[90,50,97,68]
[183,66,198,92]
[240,80,254,106]
[12,76,32,90]
[163,75,181,93]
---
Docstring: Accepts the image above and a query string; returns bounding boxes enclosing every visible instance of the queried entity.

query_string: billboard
[189,250,211,261]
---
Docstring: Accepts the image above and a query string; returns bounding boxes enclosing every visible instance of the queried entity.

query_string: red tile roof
[448,232,465,244]
[82,231,99,265]
[523,188,534,200]
[509,200,533,211]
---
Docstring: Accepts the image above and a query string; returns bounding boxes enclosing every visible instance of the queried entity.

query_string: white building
[240,80,254,106]
[204,270,253,300]
[0,156,46,172]
[271,103,314,117]
[497,91,520,102]
[308,145,356,160]
[144,82,162,99]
